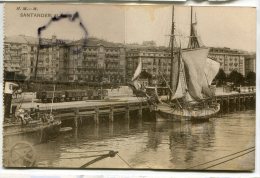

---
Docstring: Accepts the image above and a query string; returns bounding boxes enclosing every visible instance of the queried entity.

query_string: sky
[5,3,256,52]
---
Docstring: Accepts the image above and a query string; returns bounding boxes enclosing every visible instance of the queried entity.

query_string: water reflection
[32,109,255,170]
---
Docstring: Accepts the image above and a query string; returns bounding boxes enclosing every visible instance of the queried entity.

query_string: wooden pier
[17,92,255,128]
[215,92,255,107]
[40,100,150,127]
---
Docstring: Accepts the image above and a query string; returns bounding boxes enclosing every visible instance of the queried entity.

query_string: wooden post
[232,96,237,111]
[125,104,130,120]
[238,95,241,111]
[138,103,143,130]
[109,106,114,122]
[74,108,79,128]
[74,127,78,140]
[242,95,246,111]
[109,121,114,136]
[94,123,99,138]
[220,98,223,113]
[94,107,99,125]
[138,103,142,119]
[125,104,130,133]
[227,97,230,113]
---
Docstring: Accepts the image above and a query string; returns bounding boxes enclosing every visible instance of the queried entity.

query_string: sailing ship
[132,6,221,121]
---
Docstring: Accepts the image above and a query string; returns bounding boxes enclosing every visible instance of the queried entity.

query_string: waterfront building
[4,35,38,79]
[208,47,256,76]
[66,38,126,84]
[208,47,245,76]
[126,47,174,84]
[126,46,256,82]
[5,35,255,83]
[4,35,126,84]
[244,53,256,75]
[4,35,67,81]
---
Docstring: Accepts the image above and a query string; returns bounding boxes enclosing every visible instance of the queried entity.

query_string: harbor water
[33,108,255,170]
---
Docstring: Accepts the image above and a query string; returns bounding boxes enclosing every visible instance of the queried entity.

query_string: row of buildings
[4,35,256,84]
[4,35,126,83]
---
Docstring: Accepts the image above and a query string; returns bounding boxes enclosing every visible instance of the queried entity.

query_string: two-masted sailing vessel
[132,6,221,121]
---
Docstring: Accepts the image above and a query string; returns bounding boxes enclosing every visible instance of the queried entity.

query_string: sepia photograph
[2,3,256,170]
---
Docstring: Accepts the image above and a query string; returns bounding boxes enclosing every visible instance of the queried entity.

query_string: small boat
[4,111,61,145]
[3,83,61,148]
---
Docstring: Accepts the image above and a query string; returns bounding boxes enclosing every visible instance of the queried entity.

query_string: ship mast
[187,6,200,49]
[169,5,175,100]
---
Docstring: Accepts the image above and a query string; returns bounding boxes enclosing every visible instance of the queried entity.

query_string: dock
[17,97,149,127]
[14,91,255,128]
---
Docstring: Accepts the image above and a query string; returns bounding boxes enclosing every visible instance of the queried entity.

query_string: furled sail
[204,58,220,85]
[171,53,180,96]
[181,48,209,100]
[192,22,204,47]
[188,22,203,49]
[132,58,142,81]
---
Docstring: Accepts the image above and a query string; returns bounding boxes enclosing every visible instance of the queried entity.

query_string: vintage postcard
[2,3,256,170]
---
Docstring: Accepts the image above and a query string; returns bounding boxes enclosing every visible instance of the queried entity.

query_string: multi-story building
[126,46,256,83]
[4,35,66,81]
[244,53,256,75]
[36,36,70,81]
[4,35,38,79]
[4,35,126,84]
[126,47,173,84]
[208,47,248,76]
[5,35,255,84]
[66,38,126,84]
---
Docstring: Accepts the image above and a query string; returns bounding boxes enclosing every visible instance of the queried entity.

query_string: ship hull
[3,120,61,149]
[155,103,220,122]
[3,120,61,167]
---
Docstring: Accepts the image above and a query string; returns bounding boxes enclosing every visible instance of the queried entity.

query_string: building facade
[126,47,173,84]
[4,35,38,79]
[4,35,126,84]
[244,54,256,75]
[4,35,67,81]
[126,47,256,82]
[5,35,255,84]
[208,47,246,76]
[66,40,126,84]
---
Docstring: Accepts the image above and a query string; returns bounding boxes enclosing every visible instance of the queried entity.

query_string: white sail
[132,58,142,81]
[133,80,142,90]
[204,58,220,85]
[181,48,209,100]
[172,54,194,103]
[172,72,184,99]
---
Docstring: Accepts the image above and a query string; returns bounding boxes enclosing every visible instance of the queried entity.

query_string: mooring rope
[203,149,255,169]
[116,153,132,168]
[63,150,114,154]
[60,153,112,160]
[188,146,255,169]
